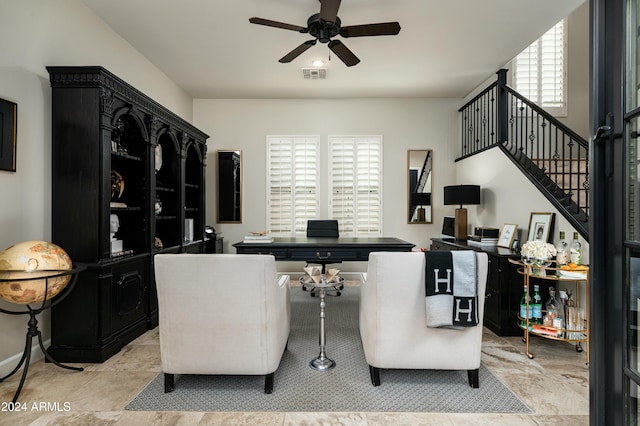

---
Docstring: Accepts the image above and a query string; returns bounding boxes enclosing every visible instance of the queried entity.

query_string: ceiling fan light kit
[249,0,401,67]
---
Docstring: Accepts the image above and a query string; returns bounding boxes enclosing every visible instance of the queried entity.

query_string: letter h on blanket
[424,251,478,329]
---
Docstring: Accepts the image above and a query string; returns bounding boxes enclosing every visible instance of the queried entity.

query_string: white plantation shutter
[329,136,382,236]
[514,19,566,115]
[267,136,319,236]
[514,43,539,102]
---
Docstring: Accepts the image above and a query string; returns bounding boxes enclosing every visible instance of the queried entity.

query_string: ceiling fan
[249,0,401,67]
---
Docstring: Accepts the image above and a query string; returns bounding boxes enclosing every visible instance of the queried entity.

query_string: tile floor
[0,285,589,426]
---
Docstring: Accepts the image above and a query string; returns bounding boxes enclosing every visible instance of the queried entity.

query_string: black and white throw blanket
[424,250,478,329]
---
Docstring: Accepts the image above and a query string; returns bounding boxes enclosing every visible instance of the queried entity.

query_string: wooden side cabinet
[430,238,522,336]
[47,66,208,362]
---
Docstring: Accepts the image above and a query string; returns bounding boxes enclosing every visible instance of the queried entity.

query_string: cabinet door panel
[111,260,147,332]
[483,287,501,330]
[486,256,501,292]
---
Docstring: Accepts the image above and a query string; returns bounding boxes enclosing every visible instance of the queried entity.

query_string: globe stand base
[0,265,86,403]
[0,309,84,403]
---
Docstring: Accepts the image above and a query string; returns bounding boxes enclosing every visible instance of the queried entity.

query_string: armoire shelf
[47,66,208,363]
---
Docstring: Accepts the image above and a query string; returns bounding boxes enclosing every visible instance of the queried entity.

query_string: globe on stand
[0,240,72,305]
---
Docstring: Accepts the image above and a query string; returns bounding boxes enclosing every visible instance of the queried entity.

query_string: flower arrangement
[520,240,557,265]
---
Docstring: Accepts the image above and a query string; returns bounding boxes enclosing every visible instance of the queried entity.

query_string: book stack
[467,237,498,248]
[243,232,274,243]
[467,227,499,248]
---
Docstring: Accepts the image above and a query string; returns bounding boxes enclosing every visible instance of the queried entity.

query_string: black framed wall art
[0,97,17,172]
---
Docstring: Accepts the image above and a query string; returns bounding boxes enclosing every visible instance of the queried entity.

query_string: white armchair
[154,254,290,394]
[359,251,488,388]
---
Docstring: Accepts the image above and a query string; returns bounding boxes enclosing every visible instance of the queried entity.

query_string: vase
[531,257,552,276]
[521,254,551,276]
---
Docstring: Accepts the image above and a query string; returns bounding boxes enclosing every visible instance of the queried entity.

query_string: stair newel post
[496,69,509,145]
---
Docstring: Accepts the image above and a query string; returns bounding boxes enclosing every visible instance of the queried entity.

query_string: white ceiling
[81,0,585,99]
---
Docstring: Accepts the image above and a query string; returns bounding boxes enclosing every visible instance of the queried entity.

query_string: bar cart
[509,259,589,364]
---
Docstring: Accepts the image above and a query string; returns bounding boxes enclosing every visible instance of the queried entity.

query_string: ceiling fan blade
[279,40,317,63]
[328,40,360,67]
[340,22,401,38]
[249,17,307,33]
[319,0,341,23]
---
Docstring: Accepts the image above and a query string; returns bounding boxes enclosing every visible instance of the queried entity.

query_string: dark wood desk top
[235,236,414,248]
[233,237,415,261]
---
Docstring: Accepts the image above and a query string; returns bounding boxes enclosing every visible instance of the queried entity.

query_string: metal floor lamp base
[310,355,336,371]
[303,275,343,372]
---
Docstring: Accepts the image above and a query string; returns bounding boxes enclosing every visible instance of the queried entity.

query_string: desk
[233,237,415,262]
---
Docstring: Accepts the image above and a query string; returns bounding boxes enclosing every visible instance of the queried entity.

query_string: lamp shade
[443,185,480,207]
[410,192,431,206]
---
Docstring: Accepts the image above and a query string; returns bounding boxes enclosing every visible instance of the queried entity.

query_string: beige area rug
[126,286,530,413]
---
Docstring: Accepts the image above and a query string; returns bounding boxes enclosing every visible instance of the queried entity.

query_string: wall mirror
[217,150,242,223]
[408,150,433,224]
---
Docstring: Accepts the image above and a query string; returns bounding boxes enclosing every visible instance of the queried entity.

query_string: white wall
[194,98,462,273]
[194,94,590,273]
[457,147,590,316]
[0,0,591,375]
[455,1,590,253]
[562,1,590,139]
[458,148,588,258]
[463,2,590,140]
[0,0,193,375]
[454,1,591,255]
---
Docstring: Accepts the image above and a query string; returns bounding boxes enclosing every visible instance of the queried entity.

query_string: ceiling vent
[302,68,327,80]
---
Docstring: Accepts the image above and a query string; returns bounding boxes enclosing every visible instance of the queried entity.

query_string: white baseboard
[0,339,49,377]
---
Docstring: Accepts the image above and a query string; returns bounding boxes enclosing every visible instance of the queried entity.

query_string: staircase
[459,70,589,242]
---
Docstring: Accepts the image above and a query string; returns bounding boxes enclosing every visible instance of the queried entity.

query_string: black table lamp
[410,192,431,222]
[444,185,480,240]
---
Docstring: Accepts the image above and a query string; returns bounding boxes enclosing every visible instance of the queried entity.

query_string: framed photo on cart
[498,223,518,248]
[526,212,555,242]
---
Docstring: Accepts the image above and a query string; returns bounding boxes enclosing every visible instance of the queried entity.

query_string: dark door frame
[590,0,626,424]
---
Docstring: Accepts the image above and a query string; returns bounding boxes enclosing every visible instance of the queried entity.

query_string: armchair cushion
[359,251,488,387]
[154,254,290,393]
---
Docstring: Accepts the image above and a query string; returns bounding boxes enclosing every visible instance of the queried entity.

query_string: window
[514,19,567,116]
[266,136,319,236]
[329,136,382,236]
[266,135,383,237]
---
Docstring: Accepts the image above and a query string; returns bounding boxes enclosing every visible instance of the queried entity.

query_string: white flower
[521,240,557,260]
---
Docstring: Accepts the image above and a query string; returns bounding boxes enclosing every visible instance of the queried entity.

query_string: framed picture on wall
[526,212,555,242]
[0,97,17,172]
[498,223,518,248]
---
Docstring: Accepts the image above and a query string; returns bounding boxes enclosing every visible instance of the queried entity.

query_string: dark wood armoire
[47,66,208,362]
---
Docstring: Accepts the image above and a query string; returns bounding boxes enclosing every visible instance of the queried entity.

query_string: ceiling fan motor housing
[249,3,401,67]
[308,13,340,43]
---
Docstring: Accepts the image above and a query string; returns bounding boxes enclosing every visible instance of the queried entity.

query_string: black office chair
[306,220,339,239]
[303,220,344,296]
